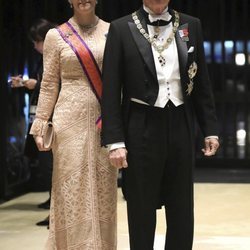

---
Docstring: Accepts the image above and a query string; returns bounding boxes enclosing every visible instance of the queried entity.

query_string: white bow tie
[148,12,171,23]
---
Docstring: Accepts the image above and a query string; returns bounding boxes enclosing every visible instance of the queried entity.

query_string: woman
[30,0,117,249]
[11,19,56,225]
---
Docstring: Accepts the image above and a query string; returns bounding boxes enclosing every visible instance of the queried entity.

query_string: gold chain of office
[132,10,180,55]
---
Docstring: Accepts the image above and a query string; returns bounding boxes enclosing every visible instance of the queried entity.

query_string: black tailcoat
[101,8,219,249]
[102,9,218,147]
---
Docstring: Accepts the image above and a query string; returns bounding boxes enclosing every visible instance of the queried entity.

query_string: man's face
[143,0,170,14]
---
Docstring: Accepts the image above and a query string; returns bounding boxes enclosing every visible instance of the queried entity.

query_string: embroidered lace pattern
[30,19,117,250]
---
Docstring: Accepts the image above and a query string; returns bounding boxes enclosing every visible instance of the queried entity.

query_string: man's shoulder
[178,11,200,24]
[110,13,133,26]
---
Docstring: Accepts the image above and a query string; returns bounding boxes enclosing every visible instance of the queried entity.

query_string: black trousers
[124,101,194,250]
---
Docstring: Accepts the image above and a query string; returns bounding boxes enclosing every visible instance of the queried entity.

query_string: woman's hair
[29,18,57,42]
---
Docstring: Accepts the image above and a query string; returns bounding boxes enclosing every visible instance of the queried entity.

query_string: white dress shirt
[149,24,184,107]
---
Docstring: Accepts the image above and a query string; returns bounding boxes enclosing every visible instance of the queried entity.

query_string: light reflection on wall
[224,40,233,63]
[204,40,250,159]
[235,53,246,66]
[248,41,250,64]
[203,40,249,65]
[237,128,246,146]
[237,122,246,159]
[214,41,222,63]
[203,41,212,63]
[22,63,29,81]
[22,63,30,134]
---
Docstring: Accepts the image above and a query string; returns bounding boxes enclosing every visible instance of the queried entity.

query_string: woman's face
[70,0,97,13]
[33,40,44,54]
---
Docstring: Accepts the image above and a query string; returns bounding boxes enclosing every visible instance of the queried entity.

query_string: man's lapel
[176,23,189,79]
[128,9,190,86]
[128,9,157,81]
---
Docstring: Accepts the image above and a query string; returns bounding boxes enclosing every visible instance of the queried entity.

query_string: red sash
[57,22,102,128]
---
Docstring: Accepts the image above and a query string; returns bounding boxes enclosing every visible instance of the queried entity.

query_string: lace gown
[30,18,117,250]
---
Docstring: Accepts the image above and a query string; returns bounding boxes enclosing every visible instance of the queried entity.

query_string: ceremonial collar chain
[132,10,180,66]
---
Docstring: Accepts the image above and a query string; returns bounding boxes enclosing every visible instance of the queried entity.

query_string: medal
[158,55,166,66]
[188,62,198,79]
[186,80,194,96]
[186,62,198,95]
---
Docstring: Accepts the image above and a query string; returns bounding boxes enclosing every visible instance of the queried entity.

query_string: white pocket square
[188,46,194,53]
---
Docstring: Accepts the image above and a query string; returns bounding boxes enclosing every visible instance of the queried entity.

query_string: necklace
[153,26,161,39]
[78,16,99,30]
[132,10,180,67]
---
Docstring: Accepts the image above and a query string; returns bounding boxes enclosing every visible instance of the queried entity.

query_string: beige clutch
[43,121,54,149]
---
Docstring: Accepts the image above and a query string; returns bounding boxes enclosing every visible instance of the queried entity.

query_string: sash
[57,22,102,129]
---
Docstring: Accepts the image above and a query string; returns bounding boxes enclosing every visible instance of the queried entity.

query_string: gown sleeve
[30,28,61,136]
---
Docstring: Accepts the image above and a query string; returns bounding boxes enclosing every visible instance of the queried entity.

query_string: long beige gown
[30,18,118,250]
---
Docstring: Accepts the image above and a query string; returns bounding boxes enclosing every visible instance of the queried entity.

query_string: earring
[96,0,98,4]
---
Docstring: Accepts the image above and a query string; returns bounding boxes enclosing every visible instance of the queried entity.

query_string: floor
[0,184,250,250]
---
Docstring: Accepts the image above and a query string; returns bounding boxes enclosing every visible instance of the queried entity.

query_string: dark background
[1,0,250,199]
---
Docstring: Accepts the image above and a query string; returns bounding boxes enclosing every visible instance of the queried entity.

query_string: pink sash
[57,22,102,128]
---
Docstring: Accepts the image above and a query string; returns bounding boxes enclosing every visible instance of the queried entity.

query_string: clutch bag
[43,121,54,149]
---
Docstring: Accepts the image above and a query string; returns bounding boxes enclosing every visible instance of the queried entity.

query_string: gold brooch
[65,32,73,38]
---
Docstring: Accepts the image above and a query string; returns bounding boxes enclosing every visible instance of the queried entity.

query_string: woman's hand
[33,135,51,151]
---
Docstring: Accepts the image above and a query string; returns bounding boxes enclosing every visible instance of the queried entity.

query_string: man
[102,0,220,249]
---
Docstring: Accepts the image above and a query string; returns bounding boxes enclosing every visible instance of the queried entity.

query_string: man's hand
[33,135,51,151]
[109,148,128,169]
[202,138,220,156]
